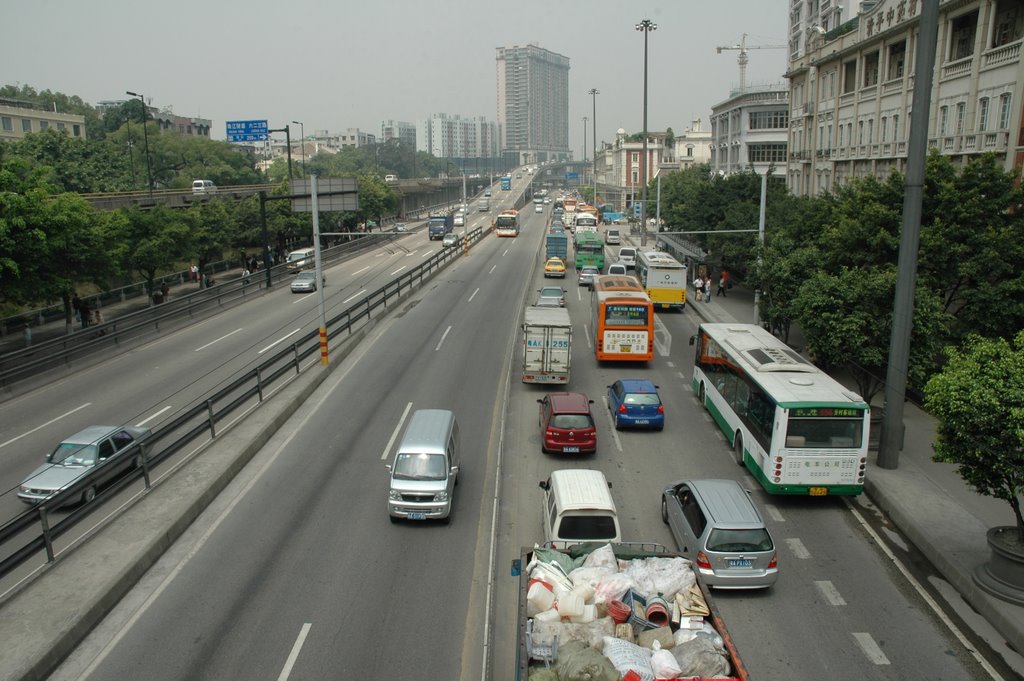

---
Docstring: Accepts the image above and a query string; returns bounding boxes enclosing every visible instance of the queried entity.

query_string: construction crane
[716,33,786,94]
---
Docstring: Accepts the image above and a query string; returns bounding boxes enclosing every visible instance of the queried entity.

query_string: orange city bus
[590,275,655,362]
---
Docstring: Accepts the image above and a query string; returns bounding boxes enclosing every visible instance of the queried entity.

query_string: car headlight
[388,490,401,501]
[434,491,449,502]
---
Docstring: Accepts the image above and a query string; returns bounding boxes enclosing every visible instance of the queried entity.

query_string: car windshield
[707,528,774,552]
[296,272,315,280]
[392,453,447,481]
[625,393,660,406]
[540,287,563,297]
[47,442,97,467]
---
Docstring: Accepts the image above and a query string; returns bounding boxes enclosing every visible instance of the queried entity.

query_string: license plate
[563,446,580,453]
[407,512,426,520]
[728,559,753,568]
[809,487,828,496]
[634,419,649,425]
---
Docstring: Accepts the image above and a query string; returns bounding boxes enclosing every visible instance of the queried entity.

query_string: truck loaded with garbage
[513,542,747,681]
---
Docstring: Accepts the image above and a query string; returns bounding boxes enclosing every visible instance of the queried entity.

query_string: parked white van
[191,179,217,195]
[539,469,621,546]
[387,409,461,524]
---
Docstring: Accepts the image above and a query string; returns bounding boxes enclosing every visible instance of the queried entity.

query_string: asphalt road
[38,177,995,680]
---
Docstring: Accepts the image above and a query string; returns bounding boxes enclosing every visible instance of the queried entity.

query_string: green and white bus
[690,323,869,496]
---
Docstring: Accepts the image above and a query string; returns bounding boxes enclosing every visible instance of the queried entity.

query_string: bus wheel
[698,382,706,405]
[733,434,744,467]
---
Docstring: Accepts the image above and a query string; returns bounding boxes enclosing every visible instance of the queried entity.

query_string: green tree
[5,128,129,193]
[792,266,948,401]
[925,333,1024,542]
[117,205,192,299]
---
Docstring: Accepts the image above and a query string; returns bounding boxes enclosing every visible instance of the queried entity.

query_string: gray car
[577,266,600,287]
[290,270,322,293]
[661,478,778,589]
[536,286,566,307]
[18,425,152,506]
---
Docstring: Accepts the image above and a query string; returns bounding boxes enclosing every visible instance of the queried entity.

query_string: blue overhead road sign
[565,172,579,180]
[226,119,269,143]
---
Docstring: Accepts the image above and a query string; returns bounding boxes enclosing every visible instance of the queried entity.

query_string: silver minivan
[661,479,778,589]
[387,409,460,524]
[540,469,621,546]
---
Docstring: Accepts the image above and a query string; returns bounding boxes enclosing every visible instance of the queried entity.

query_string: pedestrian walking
[92,308,105,335]
[79,298,90,329]
[693,275,704,302]
[241,268,251,284]
[703,277,712,304]
[160,282,170,300]
[717,273,727,297]
[191,264,199,283]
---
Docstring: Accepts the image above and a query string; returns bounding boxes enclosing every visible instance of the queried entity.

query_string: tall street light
[588,88,599,206]
[125,91,153,196]
[292,120,306,174]
[635,19,656,247]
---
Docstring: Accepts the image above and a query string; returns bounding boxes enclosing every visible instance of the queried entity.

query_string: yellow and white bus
[635,250,687,310]
[690,323,870,496]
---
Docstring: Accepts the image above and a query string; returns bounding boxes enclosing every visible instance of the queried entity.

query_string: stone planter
[973,526,1024,605]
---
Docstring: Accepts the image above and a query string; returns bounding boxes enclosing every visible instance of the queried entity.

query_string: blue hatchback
[608,379,664,430]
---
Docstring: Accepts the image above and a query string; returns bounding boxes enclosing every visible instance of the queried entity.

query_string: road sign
[565,172,579,180]
[633,201,643,218]
[226,120,269,143]
[291,177,359,212]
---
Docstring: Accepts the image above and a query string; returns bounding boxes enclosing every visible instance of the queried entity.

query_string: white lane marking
[852,632,891,665]
[258,328,301,354]
[654,315,672,356]
[502,249,510,256]
[786,537,810,559]
[468,288,481,303]
[678,372,687,381]
[764,504,785,522]
[135,406,172,428]
[406,251,417,257]
[845,499,1005,679]
[276,623,313,681]
[583,324,592,350]
[0,403,92,450]
[390,266,407,276]
[350,265,370,276]
[374,252,387,258]
[380,402,414,461]
[423,251,433,258]
[343,289,367,304]
[815,580,847,606]
[195,328,243,351]
[435,325,452,352]
[488,265,497,274]
[603,396,623,452]
[666,361,675,368]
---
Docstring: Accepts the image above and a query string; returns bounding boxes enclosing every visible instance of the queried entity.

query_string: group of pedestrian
[70,293,104,330]
[693,269,731,304]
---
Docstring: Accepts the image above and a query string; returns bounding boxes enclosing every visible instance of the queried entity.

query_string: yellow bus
[635,250,687,310]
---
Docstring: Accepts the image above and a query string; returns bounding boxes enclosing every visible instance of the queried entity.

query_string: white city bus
[635,250,687,310]
[690,323,869,496]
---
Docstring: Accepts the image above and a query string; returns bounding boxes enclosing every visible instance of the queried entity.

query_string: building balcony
[982,40,1021,70]
[940,56,972,81]
[882,79,903,94]
[859,84,878,101]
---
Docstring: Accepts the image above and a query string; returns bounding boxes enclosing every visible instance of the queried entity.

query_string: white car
[290,270,323,293]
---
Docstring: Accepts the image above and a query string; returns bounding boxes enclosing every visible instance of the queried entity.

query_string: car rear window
[558,515,617,540]
[625,393,660,405]
[706,528,774,552]
[551,414,594,429]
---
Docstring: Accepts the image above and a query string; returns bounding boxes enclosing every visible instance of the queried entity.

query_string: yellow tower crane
[716,33,787,94]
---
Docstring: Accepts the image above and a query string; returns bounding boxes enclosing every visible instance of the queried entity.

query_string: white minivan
[387,409,461,524]
[191,179,217,195]
[606,229,621,245]
[539,469,621,546]
[617,247,637,269]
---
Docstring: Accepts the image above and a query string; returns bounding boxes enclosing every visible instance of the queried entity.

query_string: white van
[387,410,461,524]
[606,229,621,245]
[617,247,637,269]
[286,247,315,272]
[191,179,217,195]
[539,469,621,546]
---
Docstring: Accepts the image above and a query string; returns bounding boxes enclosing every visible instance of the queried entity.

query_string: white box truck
[522,307,572,384]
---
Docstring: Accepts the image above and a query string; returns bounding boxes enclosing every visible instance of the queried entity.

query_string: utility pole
[589,88,599,209]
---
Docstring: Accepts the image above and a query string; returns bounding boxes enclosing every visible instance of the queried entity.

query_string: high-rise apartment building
[496,44,571,165]
[417,114,499,159]
[381,119,417,149]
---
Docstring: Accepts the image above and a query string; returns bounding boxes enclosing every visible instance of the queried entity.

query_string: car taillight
[696,551,712,570]
[768,552,778,569]
[618,404,627,414]
[657,405,664,414]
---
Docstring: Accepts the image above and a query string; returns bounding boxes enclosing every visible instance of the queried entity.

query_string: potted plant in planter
[925,332,1024,605]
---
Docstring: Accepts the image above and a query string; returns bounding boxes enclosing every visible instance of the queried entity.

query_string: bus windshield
[785,416,864,448]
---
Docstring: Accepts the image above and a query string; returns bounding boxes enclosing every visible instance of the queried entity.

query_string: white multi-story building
[417,113,499,159]
[785,0,1024,197]
[674,117,714,169]
[710,85,791,176]
[495,43,571,164]
[381,119,417,148]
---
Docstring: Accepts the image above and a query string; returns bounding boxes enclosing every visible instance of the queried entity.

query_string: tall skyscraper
[496,44,571,165]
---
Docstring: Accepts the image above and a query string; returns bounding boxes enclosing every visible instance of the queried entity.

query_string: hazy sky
[6,0,788,155]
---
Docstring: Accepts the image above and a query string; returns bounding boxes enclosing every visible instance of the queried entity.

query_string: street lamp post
[125,113,137,189]
[635,19,656,247]
[588,88,599,207]
[292,120,306,174]
[125,91,153,196]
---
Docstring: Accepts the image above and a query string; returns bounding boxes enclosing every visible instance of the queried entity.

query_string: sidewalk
[666,247,1024,660]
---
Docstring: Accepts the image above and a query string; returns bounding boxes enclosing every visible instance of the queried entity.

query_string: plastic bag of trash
[619,557,695,602]
[556,640,618,681]
[532,546,576,575]
[582,543,617,569]
[602,636,655,681]
[592,572,635,604]
[650,640,683,679]
[671,635,731,677]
